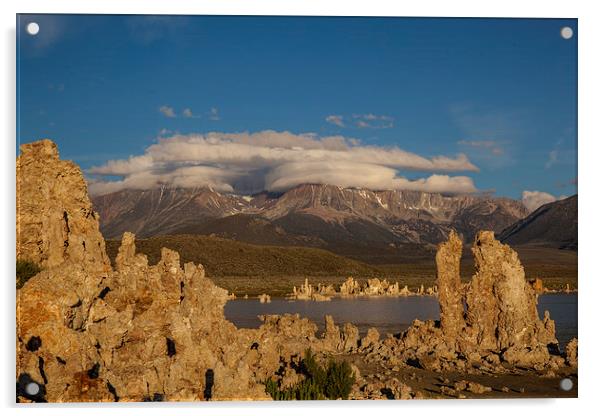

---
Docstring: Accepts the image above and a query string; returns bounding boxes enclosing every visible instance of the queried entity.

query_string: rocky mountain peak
[91,180,529,247]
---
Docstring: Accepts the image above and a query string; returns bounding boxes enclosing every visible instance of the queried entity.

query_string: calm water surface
[225,293,577,349]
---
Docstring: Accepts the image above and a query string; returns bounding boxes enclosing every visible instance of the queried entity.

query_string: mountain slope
[92,184,528,249]
[104,234,384,278]
[92,186,257,238]
[499,195,577,249]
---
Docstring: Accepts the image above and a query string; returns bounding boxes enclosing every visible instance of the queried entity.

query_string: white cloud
[325,113,394,129]
[457,140,505,156]
[266,162,476,194]
[160,106,214,119]
[182,108,194,118]
[159,105,176,118]
[326,115,345,127]
[521,190,563,212]
[545,150,558,169]
[88,130,479,195]
[353,113,394,129]
[209,107,220,121]
[88,165,237,195]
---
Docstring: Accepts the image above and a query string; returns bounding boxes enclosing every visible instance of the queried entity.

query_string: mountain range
[499,194,577,250]
[92,184,536,260]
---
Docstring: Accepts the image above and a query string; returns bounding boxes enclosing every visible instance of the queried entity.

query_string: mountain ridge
[499,195,577,250]
[92,184,529,253]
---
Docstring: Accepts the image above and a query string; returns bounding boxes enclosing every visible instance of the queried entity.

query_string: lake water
[225,293,577,350]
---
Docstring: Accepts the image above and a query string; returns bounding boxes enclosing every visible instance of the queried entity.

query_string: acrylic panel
[16,14,578,402]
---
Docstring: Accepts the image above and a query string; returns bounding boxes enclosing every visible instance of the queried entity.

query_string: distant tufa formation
[16,140,577,402]
[288,277,436,301]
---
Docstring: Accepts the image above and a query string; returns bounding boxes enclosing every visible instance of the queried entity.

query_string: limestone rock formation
[565,338,578,368]
[374,230,566,373]
[351,376,414,400]
[17,225,270,401]
[320,315,362,352]
[435,230,464,342]
[341,323,360,352]
[435,230,559,367]
[289,278,333,301]
[465,231,557,363]
[16,140,329,402]
[289,277,432,300]
[453,380,492,394]
[339,277,361,296]
[17,139,110,272]
[99,232,261,401]
[17,140,114,402]
[15,140,576,402]
[322,315,342,350]
[529,278,544,294]
[258,294,271,303]
[361,328,380,350]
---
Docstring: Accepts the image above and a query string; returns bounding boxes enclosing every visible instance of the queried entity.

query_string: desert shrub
[16,259,41,289]
[265,377,323,400]
[323,358,355,399]
[300,349,327,388]
[265,349,355,400]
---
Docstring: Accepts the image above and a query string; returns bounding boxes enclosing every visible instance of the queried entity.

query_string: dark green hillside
[105,234,383,279]
[105,234,577,297]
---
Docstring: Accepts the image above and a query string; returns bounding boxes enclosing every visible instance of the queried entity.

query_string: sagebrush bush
[265,349,355,400]
[16,259,41,289]
[265,377,323,400]
[324,357,355,400]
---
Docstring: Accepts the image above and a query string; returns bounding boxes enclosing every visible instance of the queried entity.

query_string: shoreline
[229,290,579,301]
[225,276,578,301]
[211,274,578,298]
[224,292,578,350]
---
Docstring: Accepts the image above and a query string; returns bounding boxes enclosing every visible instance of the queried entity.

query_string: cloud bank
[88,130,479,196]
[521,190,566,212]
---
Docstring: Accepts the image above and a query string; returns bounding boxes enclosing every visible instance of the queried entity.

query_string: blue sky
[17,15,577,204]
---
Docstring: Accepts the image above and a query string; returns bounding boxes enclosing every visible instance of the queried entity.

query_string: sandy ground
[339,352,578,399]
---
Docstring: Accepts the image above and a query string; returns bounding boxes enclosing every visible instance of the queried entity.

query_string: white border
[2,1,601,415]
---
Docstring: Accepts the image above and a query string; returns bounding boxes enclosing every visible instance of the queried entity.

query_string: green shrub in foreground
[265,349,355,400]
[16,259,41,289]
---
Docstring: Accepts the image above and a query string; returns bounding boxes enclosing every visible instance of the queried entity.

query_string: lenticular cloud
[88,130,479,195]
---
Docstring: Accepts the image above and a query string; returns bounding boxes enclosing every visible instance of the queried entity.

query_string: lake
[225,293,577,350]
